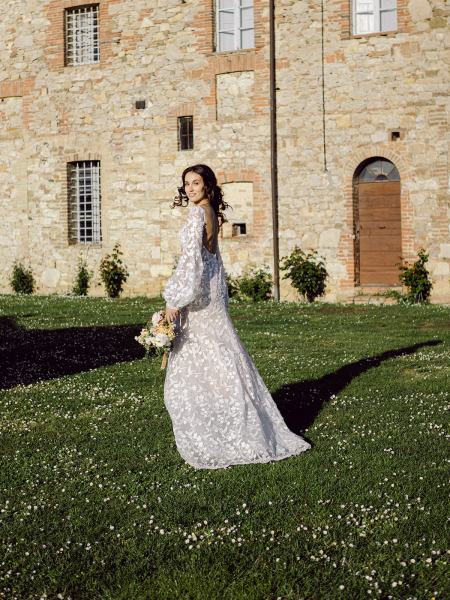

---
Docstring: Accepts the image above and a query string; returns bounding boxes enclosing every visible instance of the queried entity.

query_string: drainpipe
[321,0,328,172]
[269,0,280,301]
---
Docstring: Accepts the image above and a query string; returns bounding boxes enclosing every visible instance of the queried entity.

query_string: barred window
[353,0,397,35]
[216,0,254,52]
[65,4,100,66]
[178,116,194,151]
[67,161,102,244]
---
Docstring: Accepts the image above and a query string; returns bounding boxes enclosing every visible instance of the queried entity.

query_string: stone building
[0,0,449,301]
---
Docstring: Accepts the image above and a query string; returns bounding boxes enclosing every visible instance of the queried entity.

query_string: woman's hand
[165,306,180,323]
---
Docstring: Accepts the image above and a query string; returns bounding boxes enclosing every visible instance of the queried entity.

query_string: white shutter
[216,0,254,51]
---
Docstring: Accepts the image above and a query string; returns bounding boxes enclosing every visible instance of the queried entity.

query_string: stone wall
[276,0,449,302]
[0,0,448,301]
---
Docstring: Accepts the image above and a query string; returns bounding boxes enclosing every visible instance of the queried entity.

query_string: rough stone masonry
[0,0,448,302]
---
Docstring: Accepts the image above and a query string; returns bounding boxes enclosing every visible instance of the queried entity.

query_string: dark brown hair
[171,164,231,227]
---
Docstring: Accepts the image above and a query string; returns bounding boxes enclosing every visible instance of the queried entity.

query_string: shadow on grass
[272,339,443,435]
[0,316,145,390]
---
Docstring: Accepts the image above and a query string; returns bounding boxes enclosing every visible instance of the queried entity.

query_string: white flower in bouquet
[135,308,177,369]
[154,332,170,346]
[152,311,164,326]
[152,336,165,348]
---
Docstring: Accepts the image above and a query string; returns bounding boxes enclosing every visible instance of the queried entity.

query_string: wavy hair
[171,164,231,228]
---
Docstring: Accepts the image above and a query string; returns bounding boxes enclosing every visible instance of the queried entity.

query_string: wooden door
[357,180,401,285]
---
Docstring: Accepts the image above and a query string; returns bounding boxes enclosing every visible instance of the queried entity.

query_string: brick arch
[339,146,414,290]
[65,152,102,163]
[348,146,411,180]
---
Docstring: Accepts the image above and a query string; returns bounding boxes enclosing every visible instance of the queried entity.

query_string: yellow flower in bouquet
[135,309,177,369]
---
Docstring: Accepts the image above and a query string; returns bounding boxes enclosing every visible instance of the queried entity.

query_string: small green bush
[398,248,433,304]
[10,261,35,294]
[239,265,273,301]
[228,265,273,302]
[226,273,241,299]
[280,246,328,303]
[99,242,129,298]
[72,256,93,296]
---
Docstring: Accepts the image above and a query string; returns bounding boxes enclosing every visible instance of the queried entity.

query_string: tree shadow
[0,316,146,390]
[272,339,443,435]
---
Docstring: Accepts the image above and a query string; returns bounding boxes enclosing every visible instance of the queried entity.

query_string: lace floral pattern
[162,203,311,469]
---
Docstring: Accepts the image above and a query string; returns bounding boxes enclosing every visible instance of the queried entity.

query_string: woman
[162,164,311,469]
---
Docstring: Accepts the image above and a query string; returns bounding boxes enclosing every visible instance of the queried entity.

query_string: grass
[0,294,448,600]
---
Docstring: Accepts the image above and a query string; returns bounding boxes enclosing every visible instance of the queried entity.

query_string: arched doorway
[353,158,401,286]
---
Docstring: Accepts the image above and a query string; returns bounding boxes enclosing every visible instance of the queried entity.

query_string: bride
[162,164,311,469]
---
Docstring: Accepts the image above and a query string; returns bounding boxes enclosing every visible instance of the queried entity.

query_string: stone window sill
[68,242,102,248]
[208,48,255,57]
[351,30,398,40]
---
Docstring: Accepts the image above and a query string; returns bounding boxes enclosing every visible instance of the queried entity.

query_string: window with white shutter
[353,0,397,35]
[216,0,254,52]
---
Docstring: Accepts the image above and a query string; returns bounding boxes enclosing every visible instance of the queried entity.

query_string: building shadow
[0,316,146,390]
[272,339,443,435]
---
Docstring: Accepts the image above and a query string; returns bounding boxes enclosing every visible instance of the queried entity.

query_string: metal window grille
[216,0,254,52]
[178,116,194,151]
[65,4,100,66]
[353,0,397,35]
[67,161,102,244]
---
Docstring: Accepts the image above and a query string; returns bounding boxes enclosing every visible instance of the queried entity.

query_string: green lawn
[0,295,448,599]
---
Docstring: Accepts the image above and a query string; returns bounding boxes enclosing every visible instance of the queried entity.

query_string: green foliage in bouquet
[10,261,35,294]
[228,265,273,302]
[280,246,328,303]
[398,248,433,304]
[99,242,129,298]
[72,256,93,296]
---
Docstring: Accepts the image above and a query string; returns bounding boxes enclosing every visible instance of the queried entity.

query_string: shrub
[229,265,273,302]
[398,248,433,304]
[226,273,241,299]
[280,246,328,303]
[72,256,93,296]
[99,242,129,298]
[10,261,35,294]
[239,265,273,301]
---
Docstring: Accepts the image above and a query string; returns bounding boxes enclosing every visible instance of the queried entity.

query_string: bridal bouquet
[135,309,177,369]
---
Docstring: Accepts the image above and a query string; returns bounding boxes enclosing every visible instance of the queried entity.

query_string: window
[67,161,102,244]
[358,158,400,181]
[352,0,397,35]
[232,223,246,236]
[65,4,100,66]
[216,0,254,52]
[178,116,194,150]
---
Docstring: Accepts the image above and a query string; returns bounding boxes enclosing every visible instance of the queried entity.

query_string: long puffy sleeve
[162,206,205,310]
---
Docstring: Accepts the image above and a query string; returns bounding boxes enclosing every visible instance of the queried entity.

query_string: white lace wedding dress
[162,203,311,469]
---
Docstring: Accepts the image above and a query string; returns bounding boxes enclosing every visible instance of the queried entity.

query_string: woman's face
[184,171,206,202]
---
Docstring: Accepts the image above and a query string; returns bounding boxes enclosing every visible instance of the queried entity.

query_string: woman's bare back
[198,203,219,255]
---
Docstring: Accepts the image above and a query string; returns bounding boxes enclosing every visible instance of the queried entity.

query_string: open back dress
[162,202,311,469]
